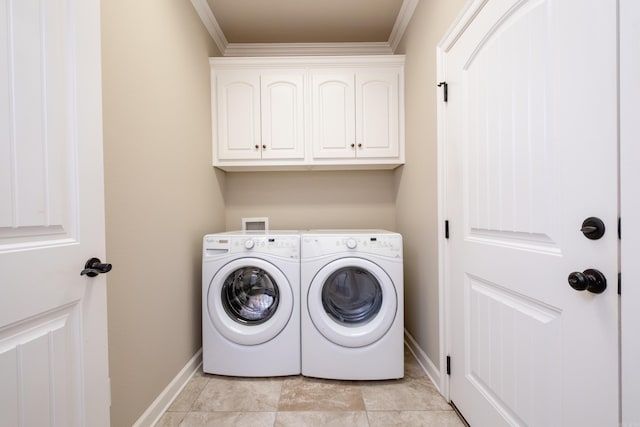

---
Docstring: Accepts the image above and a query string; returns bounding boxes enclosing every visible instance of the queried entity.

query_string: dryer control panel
[302,233,402,259]
[204,234,300,259]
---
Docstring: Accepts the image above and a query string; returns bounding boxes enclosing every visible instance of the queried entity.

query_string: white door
[215,69,261,160]
[0,0,110,425]
[355,70,399,159]
[311,72,356,159]
[443,0,618,426]
[261,71,306,160]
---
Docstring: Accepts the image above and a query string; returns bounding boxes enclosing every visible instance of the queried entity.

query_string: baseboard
[404,330,442,392]
[132,348,203,427]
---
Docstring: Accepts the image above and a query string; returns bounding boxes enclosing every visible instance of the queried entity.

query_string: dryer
[301,230,404,380]
[202,231,300,377]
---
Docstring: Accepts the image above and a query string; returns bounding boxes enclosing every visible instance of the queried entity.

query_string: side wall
[395,0,466,372]
[101,1,225,425]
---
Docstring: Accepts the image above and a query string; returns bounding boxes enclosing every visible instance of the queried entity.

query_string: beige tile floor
[156,347,466,427]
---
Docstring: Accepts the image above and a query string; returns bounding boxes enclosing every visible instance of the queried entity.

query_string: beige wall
[225,171,396,231]
[101,1,224,425]
[100,0,466,423]
[395,0,466,369]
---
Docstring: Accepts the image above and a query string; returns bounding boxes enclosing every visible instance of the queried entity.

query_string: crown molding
[191,0,418,57]
[223,42,394,57]
[190,0,228,54]
[388,0,420,52]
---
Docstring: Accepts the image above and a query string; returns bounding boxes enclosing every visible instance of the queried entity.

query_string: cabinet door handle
[262,145,266,149]
[350,143,355,148]
[254,145,259,149]
[357,143,362,148]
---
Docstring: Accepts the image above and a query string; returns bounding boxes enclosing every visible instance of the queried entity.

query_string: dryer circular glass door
[307,257,397,348]
[208,258,293,346]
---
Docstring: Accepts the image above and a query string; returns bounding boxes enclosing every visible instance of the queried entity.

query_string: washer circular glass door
[307,257,397,348]
[208,258,293,346]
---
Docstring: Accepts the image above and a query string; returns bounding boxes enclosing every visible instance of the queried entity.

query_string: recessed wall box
[242,217,268,231]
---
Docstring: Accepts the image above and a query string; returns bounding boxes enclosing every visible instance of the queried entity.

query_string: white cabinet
[215,69,305,162]
[210,56,404,171]
[311,69,399,161]
[216,70,261,160]
[311,72,356,159]
[260,71,305,160]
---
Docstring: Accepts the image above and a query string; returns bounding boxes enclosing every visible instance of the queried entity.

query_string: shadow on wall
[223,170,398,231]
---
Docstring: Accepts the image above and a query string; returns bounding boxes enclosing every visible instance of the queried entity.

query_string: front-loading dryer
[202,231,300,376]
[301,230,404,380]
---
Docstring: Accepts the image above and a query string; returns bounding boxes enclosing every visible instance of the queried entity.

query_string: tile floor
[156,347,466,427]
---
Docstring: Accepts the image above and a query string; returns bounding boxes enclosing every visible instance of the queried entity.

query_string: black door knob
[568,269,607,294]
[581,217,605,240]
[80,257,112,277]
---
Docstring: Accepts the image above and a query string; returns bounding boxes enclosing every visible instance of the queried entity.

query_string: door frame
[620,0,640,424]
[436,0,638,421]
[436,0,484,401]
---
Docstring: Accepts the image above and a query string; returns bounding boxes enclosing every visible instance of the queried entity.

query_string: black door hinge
[446,355,451,375]
[618,272,621,295]
[445,220,450,239]
[437,81,448,102]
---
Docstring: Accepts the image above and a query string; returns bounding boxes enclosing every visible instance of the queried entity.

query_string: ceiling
[192,0,419,56]
[205,0,404,44]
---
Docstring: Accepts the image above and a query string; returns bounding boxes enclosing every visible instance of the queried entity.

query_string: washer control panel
[204,234,300,259]
[302,233,402,259]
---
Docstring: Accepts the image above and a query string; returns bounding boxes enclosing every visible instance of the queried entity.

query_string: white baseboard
[404,330,442,393]
[133,348,203,427]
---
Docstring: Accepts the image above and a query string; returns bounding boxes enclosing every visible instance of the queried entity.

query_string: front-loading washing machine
[202,231,300,377]
[301,230,404,380]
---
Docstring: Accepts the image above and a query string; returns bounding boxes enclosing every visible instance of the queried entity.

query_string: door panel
[445,0,618,426]
[216,70,261,160]
[261,72,305,160]
[0,0,109,424]
[356,71,399,158]
[311,72,356,159]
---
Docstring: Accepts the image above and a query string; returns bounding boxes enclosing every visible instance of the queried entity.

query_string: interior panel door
[0,0,110,424]
[444,0,618,426]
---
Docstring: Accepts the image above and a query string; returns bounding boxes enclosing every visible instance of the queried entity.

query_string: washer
[202,231,300,377]
[301,230,404,380]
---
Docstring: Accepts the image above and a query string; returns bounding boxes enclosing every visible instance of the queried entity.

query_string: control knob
[244,239,255,249]
[346,238,357,249]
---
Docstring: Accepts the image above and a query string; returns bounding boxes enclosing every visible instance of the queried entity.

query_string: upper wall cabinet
[312,70,400,161]
[210,56,405,171]
[215,69,305,162]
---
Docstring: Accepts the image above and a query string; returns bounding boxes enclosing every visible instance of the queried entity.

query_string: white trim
[189,0,228,54]
[438,0,487,53]
[209,55,406,68]
[404,330,441,393]
[436,42,450,401]
[620,0,640,424]
[436,0,479,404]
[132,349,203,427]
[389,0,420,52]
[223,42,393,57]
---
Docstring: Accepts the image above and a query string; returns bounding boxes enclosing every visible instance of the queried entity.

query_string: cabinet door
[311,72,356,159]
[216,70,261,160]
[261,72,305,160]
[355,70,399,159]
